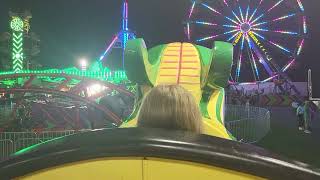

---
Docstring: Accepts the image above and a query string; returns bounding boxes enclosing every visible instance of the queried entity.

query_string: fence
[0,130,77,161]
[225,105,270,143]
[0,105,271,160]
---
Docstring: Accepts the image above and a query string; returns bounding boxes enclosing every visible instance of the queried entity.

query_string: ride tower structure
[9,11,32,72]
[98,0,136,70]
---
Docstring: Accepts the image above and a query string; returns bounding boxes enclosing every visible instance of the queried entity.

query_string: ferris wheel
[186,0,307,84]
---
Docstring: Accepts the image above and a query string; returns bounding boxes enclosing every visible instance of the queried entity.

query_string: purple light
[122,0,127,30]
[125,1,128,30]
[250,42,274,76]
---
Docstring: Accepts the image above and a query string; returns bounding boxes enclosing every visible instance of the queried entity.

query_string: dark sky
[0,0,320,82]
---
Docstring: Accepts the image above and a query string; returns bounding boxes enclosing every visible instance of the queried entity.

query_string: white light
[79,58,88,71]
[86,84,107,97]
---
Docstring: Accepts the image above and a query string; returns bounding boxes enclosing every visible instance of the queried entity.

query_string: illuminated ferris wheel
[186,0,307,84]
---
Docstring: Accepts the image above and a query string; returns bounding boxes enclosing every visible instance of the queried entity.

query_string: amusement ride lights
[186,0,307,84]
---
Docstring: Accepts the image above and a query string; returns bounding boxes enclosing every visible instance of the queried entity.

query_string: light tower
[98,0,136,70]
[9,11,32,72]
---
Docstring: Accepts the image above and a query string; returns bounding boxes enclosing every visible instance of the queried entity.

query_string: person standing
[296,103,304,130]
[303,101,312,134]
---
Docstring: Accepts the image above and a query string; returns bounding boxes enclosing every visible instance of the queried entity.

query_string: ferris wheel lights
[273,30,298,35]
[195,21,217,26]
[297,0,305,12]
[201,3,221,15]
[297,39,305,56]
[303,16,307,34]
[272,13,296,22]
[238,7,245,22]
[189,1,196,18]
[186,0,306,84]
[267,0,285,12]
[268,41,291,53]
[245,6,250,21]
[282,60,296,72]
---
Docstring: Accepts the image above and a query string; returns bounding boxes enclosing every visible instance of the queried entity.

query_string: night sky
[0,0,320,82]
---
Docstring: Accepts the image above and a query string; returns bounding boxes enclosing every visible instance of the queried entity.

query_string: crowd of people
[227,87,264,106]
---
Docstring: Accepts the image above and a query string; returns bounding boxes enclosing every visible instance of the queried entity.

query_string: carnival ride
[98,0,136,70]
[0,69,133,131]
[1,1,320,179]
[121,39,234,139]
[185,0,307,85]
[0,3,133,132]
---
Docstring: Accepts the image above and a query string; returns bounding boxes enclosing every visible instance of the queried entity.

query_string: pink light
[268,0,284,12]
[297,0,305,11]
[223,0,229,7]
[187,23,191,40]
[262,75,279,83]
[283,59,295,72]
[125,1,128,30]
[100,35,119,61]
[259,0,264,5]
[189,1,196,18]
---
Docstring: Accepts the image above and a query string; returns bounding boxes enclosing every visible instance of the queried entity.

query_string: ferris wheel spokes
[186,0,307,84]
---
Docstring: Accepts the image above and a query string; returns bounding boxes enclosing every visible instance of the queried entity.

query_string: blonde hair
[137,84,203,133]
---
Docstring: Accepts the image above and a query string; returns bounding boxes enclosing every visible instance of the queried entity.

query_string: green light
[12,31,24,72]
[10,17,24,32]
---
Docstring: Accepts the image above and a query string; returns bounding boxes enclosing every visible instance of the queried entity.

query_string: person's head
[137,84,203,133]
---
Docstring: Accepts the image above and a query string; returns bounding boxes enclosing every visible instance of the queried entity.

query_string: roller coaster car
[0,128,319,180]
